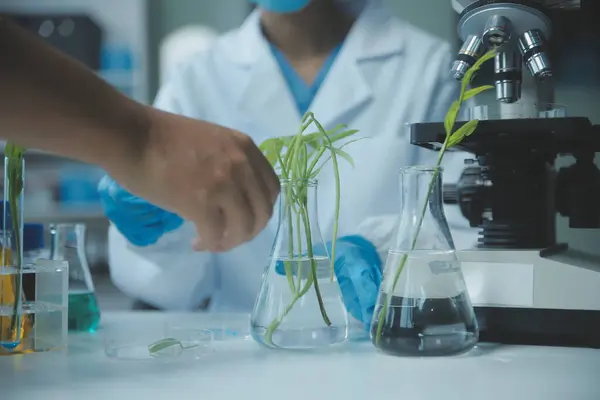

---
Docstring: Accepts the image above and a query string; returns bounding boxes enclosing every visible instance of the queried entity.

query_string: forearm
[0,16,149,170]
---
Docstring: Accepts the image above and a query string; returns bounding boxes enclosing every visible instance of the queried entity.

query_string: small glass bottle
[21,223,47,307]
[250,179,349,350]
[370,166,479,357]
[50,223,101,332]
[23,223,48,265]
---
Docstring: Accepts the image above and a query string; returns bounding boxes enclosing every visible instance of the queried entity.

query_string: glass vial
[370,166,479,357]
[250,179,348,349]
[50,223,101,332]
[0,155,27,350]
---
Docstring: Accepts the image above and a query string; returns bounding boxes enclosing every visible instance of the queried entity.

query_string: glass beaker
[50,223,101,332]
[370,166,478,357]
[250,179,349,350]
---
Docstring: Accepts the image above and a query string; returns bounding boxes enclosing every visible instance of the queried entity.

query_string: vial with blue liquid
[50,223,101,332]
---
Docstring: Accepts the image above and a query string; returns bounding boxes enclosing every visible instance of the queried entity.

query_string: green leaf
[258,138,274,153]
[444,85,493,136]
[444,100,461,136]
[299,132,322,149]
[463,50,496,87]
[329,129,359,143]
[332,148,354,167]
[148,337,182,354]
[462,85,494,101]
[447,119,479,148]
[261,138,284,167]
[308,138,364,178]
[5,143,26,158]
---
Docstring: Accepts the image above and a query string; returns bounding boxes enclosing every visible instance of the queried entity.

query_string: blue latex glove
[275,235,382,329]
[98,176,184,246]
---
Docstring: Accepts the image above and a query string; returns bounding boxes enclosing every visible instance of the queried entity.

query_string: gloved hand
[275,235,382,328]
[98,175,184,247]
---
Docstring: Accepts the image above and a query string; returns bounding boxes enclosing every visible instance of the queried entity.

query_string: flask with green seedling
[0,143,28,350]
[0,144,68,355]
[250,111,362,349]
[370,50,497,357]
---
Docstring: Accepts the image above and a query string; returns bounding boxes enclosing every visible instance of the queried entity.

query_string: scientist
[99,0,476,325]
[0,16,279,252]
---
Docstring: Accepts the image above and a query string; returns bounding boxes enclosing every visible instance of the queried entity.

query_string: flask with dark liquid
[370,166,478,357]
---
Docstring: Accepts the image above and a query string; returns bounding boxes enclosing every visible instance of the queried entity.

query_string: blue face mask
[250,0,311,13]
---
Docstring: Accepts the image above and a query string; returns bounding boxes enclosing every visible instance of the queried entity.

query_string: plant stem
[294,209,303,293]
[264,268,316,346]
[263,186,331,347]
[284,202,296,293]
[307,116,341,282]
[8,165,23,336]
[300,204,330,326]
[372,54,498,346]
[374,149,446,346]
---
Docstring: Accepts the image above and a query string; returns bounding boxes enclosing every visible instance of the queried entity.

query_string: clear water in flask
[371,250,478,357]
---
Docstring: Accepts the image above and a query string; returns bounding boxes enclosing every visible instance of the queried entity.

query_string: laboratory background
[0,0,598,312]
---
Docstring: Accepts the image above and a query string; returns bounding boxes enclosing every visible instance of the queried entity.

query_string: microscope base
[458,246,600,349]
[474,306,600,349]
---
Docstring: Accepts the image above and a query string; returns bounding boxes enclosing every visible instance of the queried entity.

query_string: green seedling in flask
[259,112,363,346]
[4,143,26,337]
[373,49,498,346]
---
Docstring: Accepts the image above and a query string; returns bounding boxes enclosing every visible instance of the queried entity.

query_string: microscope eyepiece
[494,51,522,103]
[450,34,485,81]
[518,29,552,80]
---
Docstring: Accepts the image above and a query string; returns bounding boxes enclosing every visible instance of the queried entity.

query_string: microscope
[410,0,600,348]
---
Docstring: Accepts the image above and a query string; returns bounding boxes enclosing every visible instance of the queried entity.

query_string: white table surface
[1,311,599,400]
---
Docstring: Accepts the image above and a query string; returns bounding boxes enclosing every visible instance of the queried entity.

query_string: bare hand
[109,108,280,252]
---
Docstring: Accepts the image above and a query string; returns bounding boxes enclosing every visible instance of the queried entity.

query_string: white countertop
[1,312,599,400]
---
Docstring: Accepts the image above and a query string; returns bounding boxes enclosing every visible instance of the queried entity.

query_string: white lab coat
[108,2,478,311]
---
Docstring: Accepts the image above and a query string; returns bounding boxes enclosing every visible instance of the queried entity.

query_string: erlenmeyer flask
[370,166,478,357]
[50,223,101,332]
[250,179,348,350]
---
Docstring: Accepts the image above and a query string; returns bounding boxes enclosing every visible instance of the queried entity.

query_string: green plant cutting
[4,143,26,335]
[258,111,362,346]
[148,337,199,358]
[373,49,497,346]
[150,112,362,353]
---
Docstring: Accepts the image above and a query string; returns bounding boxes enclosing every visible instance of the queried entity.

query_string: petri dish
[104,321,214,361]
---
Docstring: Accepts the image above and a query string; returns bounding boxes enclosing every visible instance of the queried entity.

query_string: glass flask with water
[370,166,478,357]
[250,179,348,350]
[50,223,101,332]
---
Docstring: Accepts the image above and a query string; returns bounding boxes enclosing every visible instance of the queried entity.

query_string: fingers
[193,199,225,252]
[239,135,280,232]
[218,181,254,251]
[188,131,280,253]
[212,135,279,251]
[240,151,275,238]
[246,140,280,205]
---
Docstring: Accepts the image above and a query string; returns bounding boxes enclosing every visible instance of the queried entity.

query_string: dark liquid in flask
[371,292,478,357]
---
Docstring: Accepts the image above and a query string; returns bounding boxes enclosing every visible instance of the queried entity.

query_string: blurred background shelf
[25,209,107,225]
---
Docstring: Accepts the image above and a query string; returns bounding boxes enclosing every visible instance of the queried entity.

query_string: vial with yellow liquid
[0,176,68,355]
